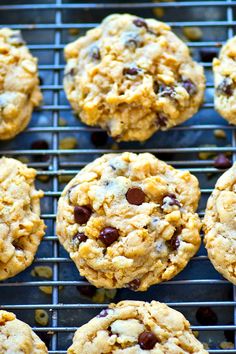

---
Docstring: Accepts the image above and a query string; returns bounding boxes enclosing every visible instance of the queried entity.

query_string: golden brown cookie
[64,14,205,142]
[68,300,208,353]
[56,152,201,290]
[0,157,45,280]
[0,28,42,139]
[203,162,236,283]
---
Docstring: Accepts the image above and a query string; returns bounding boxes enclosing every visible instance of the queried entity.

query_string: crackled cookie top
[64,13,205,142]
[56,152,201,290]
[0,28,42,139]
[0,157,45,280]
[213,36,236,124]
[68,300,208,353]
[0,310,48,353]
[203,163,236,284]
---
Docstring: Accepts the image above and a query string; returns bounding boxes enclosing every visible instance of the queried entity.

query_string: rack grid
[0,0,236,353]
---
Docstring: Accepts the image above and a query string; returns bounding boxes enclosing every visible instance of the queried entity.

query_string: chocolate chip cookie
[203,162,236,284]
[68,300,208,353]
[0,310,48,353]
[213,36,236,124]
[0,28,42,139]
[56,152,201,291]
[0,157,46,280]
[64,14,205,142]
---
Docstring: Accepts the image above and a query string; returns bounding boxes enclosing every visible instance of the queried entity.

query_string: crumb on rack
[39,286,64,295]
[193,330,199,338]
[214,129,226,139]
[198,145,217,160]
[59,136,78,150]
[68,28,80,36]
[219,341,234,349]
[31,266,53,279]
[35,309,49,326]
[15,156,30,164]
[59,117,68,126]
[183,27,203,41]
[58,175,74,184]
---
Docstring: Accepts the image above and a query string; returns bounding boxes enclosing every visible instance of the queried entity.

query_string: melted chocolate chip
[156,113,168,128]
[123,67,139,75]
[124,36,140,49]
[72,232,88,247]
[91,131,108,147]
[138,331,158,349]
[126,187,145,205]
[99,227,119,246]
[163,193,181,208]
[77,285,96,298]
[216,77,233,96]
[196,307,218,326]
[90,46,101,60]
[169,233,180,251]
[74,206,92,225]
[214,154,232,169]
[182,79,197,96]
[158,84,176,98]
[127,278,141,291]
[133,18,148,29]
[97,309,109,318]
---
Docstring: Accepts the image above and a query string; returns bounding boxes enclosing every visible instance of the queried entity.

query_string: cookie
[0,28,42,140]
[203,163,236,284]
[0,157,45,280]
[0,310,48,353]
[213,36,236,124]
[64,14,205,142]
[68,300,208,353]
[56,152,201,290]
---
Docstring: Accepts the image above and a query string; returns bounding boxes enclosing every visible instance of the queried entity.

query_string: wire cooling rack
[0,0,236,353]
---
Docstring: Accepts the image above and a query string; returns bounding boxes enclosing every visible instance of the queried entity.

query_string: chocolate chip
[138,331,158,349]
[123,67,139,75]
[156,113,168,128]
[124,35,140,49]
[77,285,96,298]
[99,227,119,246]
[90,46,101,60]
[214,154,232,169]
[196,307,218,325]
[127,278,141,291]
[64,67,76,77]
[31,140,49,162]
[97,309,109,318]
[133,18,148,30]
[168,232,180,251]
[158,84,176,98]
[216,77,233,96]
[91,131,108,147]
[74,206,92,225]
[153,81,159,94]
[200,48,218,62]
[126,187,145,205]
[182,79,197,96]
[162,193,181,208]
[72,232,88,247]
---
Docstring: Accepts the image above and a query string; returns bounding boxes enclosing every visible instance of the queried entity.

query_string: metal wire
[0,0,236,352]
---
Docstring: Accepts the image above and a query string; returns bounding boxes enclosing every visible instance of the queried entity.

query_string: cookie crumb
[31,266,52,279]
[153,7,164,18]
[37,173,50,183]
[39,286,63,295]
[198,145,217,160]
[214,129,226,139]
[59,117,67,126]
[183,27,203,41]
[58,175,74,184]
[202,342,210,350]
[68,28,80,36]
[219,341,234,349]
[59,136,78,150]
[193,330,199,338]
[35,309,49,326]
